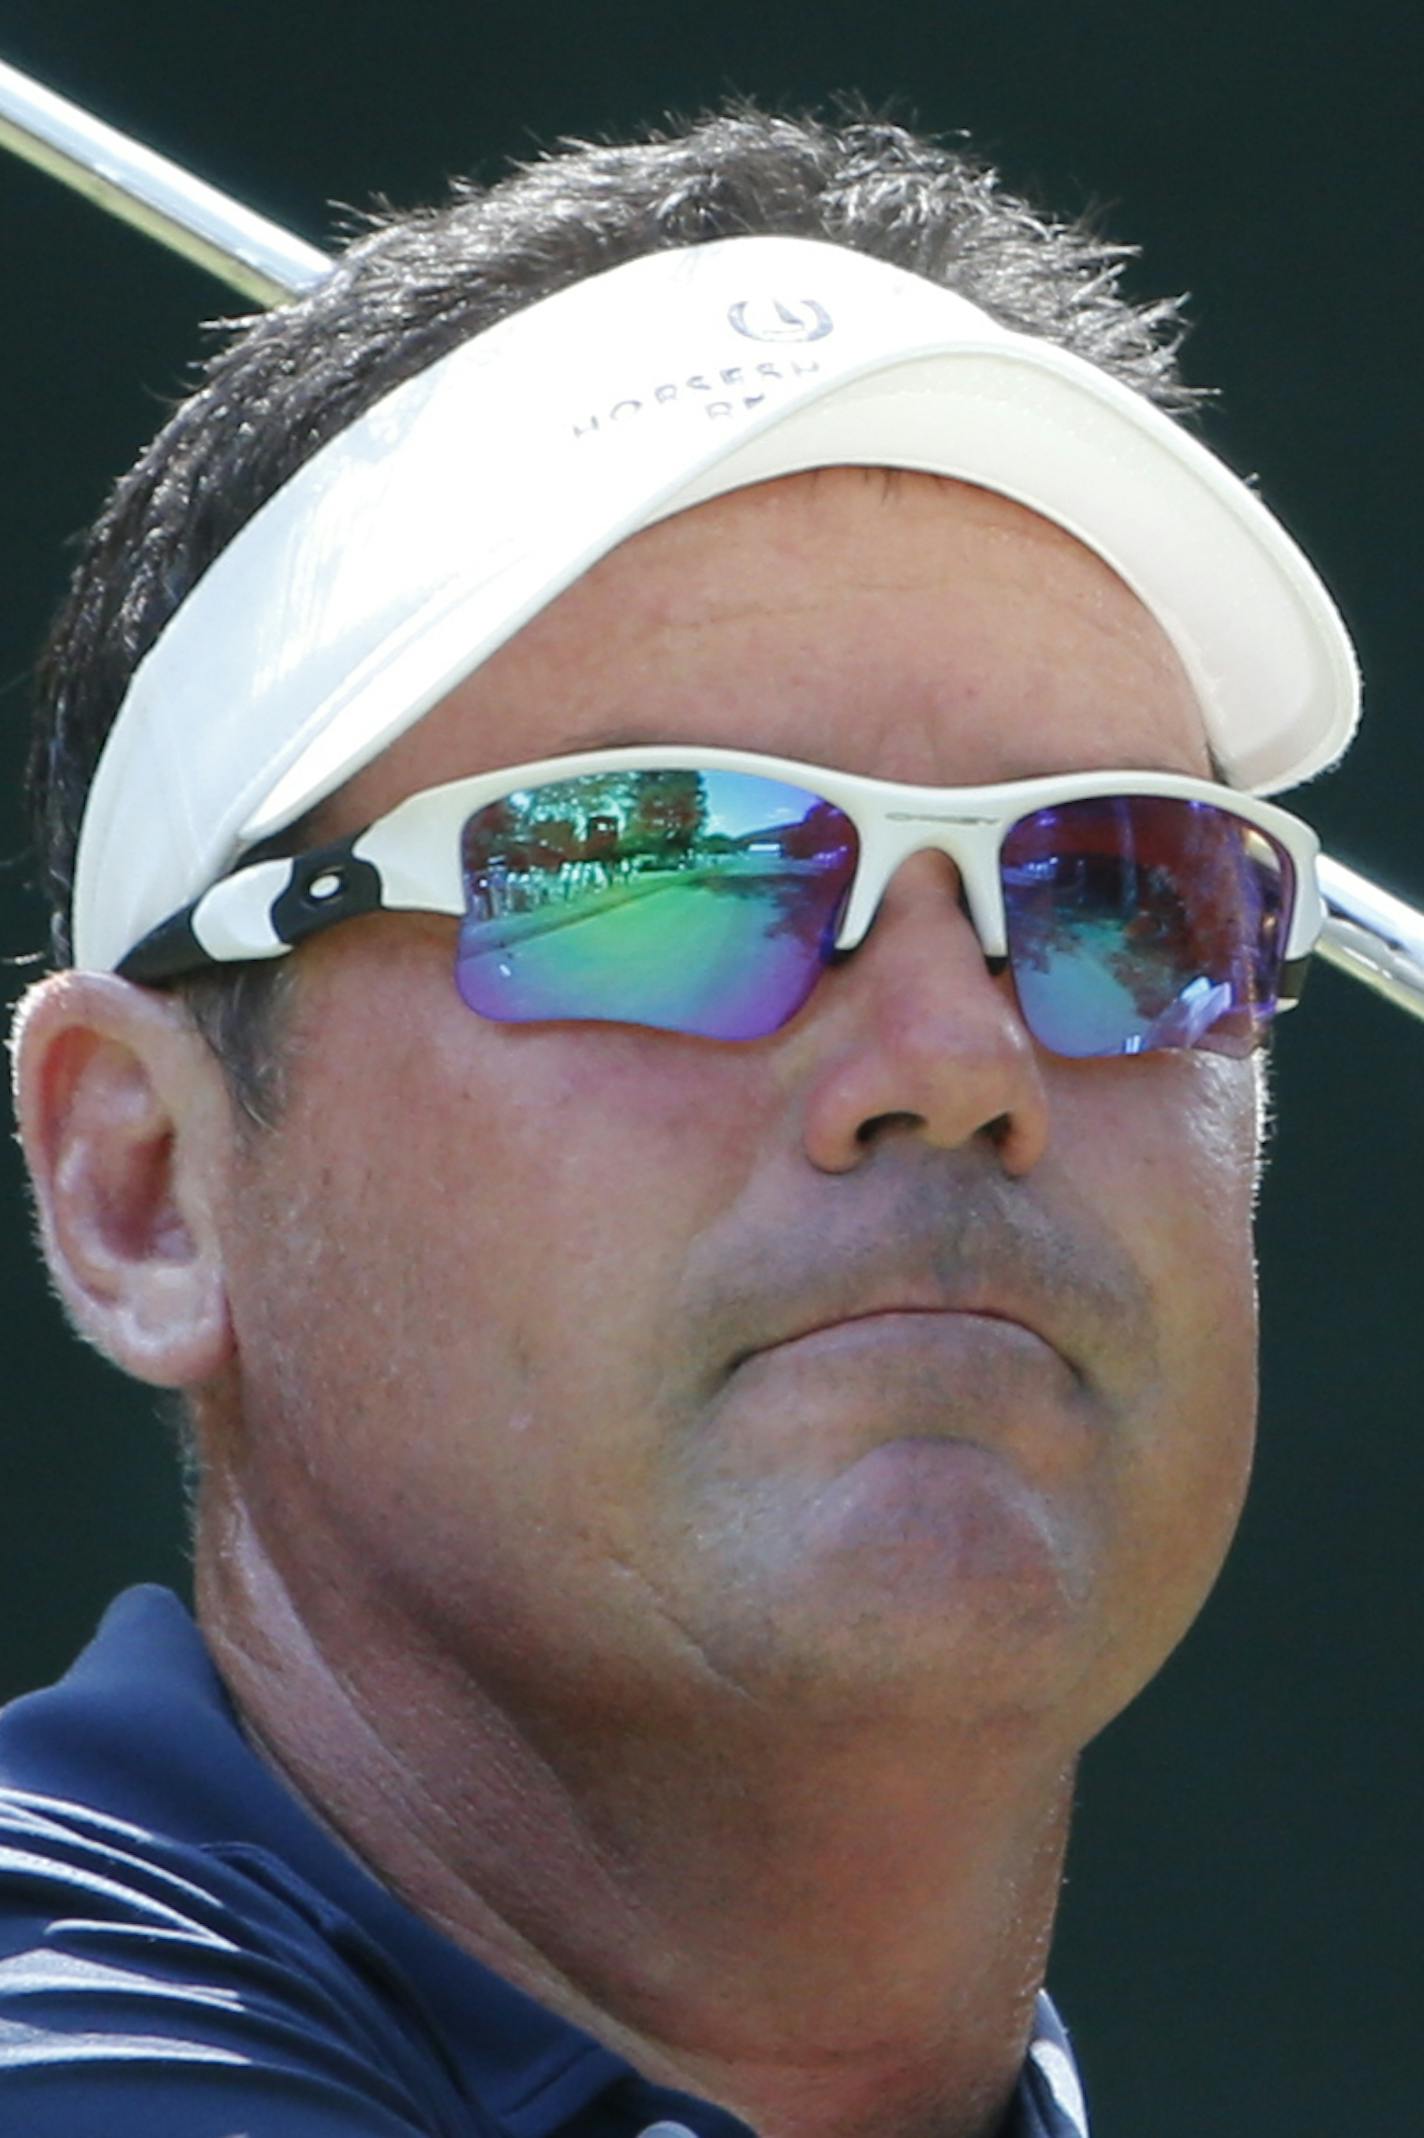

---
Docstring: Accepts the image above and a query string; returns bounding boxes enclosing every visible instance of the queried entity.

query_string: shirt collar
[1016,1994,1091,2138]
[8,1586,1091,2138]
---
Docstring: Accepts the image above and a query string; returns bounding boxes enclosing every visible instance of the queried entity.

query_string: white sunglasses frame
[116,745,1325,1031]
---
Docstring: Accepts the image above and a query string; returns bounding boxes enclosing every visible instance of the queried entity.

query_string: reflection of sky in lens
[698,770,819,838]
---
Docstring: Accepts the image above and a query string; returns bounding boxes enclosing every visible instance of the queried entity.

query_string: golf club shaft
[1317,858,1424,1020]
[0,55,327,304]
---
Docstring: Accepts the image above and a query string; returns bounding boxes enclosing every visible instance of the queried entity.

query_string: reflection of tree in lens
[463,776,668,913]
[584,814,619,861]
[1105,860,1197,1017]
[627,771,707,864]
[1003,853,1099,977]
[1103,818,1286,1037]
[778,800,851,862]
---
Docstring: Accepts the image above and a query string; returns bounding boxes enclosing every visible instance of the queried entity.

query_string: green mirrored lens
[456,768,857,1038]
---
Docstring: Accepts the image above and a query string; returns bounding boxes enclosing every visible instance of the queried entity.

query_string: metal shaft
[1317,858,1424,1020]
[0,55,327,305]
[3,53,1423,1029]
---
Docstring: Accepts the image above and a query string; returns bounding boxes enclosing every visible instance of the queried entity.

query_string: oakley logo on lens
[728,297,834,343]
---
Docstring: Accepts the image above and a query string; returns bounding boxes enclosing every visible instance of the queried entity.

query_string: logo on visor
[728,297,833,343]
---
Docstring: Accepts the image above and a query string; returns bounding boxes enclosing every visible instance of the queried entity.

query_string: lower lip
[733,1310,1084,1417]
[728,1304,1093,1480]
[720,1311,1088,1471]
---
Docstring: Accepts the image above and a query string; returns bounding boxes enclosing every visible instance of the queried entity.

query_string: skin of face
[190,467,1261,1771]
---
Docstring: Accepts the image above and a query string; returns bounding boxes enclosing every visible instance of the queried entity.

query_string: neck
[198,1507,1076,2138]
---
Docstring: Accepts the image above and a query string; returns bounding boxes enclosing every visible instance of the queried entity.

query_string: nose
[795,850,1051,1175]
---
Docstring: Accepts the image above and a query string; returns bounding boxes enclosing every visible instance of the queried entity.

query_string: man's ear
[10,971,237,1388]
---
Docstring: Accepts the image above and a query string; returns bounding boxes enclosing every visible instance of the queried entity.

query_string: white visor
[72,232,1360,972]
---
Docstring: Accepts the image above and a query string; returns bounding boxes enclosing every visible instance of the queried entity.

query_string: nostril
[855,1109,925,1146]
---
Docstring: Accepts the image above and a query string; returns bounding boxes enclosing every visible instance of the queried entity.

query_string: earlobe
[10,971,237,1388]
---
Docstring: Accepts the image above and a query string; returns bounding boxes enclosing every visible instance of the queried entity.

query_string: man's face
[206,470,1260,1756]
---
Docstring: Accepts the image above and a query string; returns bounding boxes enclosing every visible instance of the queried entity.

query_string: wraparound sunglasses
[118,746,1324,1060]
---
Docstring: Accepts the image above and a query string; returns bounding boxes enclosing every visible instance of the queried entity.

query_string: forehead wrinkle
[502,483,1201,753]
[619,566,1192,691]
[329,465,1211,821]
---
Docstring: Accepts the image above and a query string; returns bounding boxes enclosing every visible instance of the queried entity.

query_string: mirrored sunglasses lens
[1002,796,1294,1059]
[456,769,857,1039]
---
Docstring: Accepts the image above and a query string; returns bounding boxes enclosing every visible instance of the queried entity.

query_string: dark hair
[29,101,1202,1120]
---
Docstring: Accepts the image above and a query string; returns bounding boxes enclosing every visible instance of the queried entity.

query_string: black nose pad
[951,874,1006,974]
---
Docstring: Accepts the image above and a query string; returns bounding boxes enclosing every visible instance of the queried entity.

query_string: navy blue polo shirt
[0,1587,1089,2136]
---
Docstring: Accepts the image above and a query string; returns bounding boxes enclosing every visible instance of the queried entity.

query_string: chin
[705,1437,1109,1731]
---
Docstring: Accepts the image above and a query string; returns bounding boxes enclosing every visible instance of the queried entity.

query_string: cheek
[1056,1050,1260,1316]
[421,1017,776,1353]
[225,961,784,1546]
[1052,1054,1262,1720]
[1131,1054,1261,1351]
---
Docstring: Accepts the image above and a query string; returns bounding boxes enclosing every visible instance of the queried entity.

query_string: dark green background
[1,5,1420,2133]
